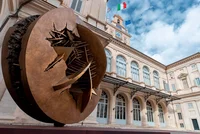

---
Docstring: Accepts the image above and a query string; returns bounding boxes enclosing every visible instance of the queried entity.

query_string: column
[154,105,159,128]
[126,58,132,82]
[108,94,115,124]
[150,69,154,87]
[165,107,170,128]
[127,97,133,125]
[174,72,181,90]
[139,67,144,84]
[111,56,116,77]
[141,100,147,127]
[186,66,193,87]
[197,63,200,74]
[159,78,164,90]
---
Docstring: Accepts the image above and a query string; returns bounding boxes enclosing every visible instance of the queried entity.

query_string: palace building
[0,0,200,132]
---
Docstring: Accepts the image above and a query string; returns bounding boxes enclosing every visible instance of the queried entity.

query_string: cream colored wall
[167,58,200,94]
[173,96,200,130]
[167,57,200,131]
[106,24,131,46]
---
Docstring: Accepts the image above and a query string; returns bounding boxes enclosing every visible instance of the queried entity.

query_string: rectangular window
[180,123,184,128]
[178,113,183,120]
[70,0,82,12]
[188,103,193,109]
[176,104,181,110]
[172,84,176,91]
[191,64,197,70]
[195,78,200,86]
[182,78,189,89]
[163,81,169,91]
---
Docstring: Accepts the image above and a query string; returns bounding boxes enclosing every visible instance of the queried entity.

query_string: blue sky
[107,0,200,65]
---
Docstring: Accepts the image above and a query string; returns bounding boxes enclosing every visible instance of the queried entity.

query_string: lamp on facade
[113,107,115,110]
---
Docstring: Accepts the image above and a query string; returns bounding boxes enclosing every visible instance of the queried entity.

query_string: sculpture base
[0,125,196,134]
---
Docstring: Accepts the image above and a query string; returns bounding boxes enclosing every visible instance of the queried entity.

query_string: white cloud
[133,5,200,65]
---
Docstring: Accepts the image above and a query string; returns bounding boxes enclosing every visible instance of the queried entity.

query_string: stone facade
[0,0,200,132]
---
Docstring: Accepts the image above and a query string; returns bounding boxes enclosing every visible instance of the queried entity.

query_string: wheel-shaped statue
[1,8,106,126]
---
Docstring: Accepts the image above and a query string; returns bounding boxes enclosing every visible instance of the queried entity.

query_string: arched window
[97,91,108,119]
[146,101,154,122]
[153,71,160,89]
[116,55,126,77]
[158,104,165,123]
[105,49,112,72]
[143,66,150,85]
[131,61,139,82]
[132,98,141,121]
[115,94,126,120]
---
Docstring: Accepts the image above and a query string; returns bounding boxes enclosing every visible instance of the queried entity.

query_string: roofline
[166,52,200,69]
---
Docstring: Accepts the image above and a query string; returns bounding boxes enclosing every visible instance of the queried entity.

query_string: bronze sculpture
[1,8,106,126]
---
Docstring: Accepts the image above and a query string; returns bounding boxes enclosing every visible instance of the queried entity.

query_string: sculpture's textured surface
[2,8,106,124]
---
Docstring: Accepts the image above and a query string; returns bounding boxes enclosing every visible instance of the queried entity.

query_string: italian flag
[117,2,127,11]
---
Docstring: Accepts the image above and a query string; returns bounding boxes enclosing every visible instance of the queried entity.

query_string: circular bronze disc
[17,8,106,124]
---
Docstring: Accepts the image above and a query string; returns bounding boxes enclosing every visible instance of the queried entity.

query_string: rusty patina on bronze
[2,8,106,125]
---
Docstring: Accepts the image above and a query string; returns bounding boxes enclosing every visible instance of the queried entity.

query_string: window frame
[153,71,160,89]
[131,61,139,82]
[132,98,141,121]
[146,101,154,122]
[195,78,200,86]
[172,84,176,91]
[188,103,193,109]
[180,123,184,128]
[178,112,183,120]
[158,104,165,123]
[116,55,126,77]
[191,64,197,70]
[70,0,83,12]
[97,91,108,118]
[115,94,126,120]
[143,66,151,86]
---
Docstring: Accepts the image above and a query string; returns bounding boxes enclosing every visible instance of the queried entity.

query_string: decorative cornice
[166,52,200,69]
[84,21,113,39]
[86,15,106,26]
[106,22,131,37]
[174,91,200,99]
[177,73,188,79]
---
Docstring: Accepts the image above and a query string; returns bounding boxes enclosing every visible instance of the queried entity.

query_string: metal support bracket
[144,93,151,102]
[156,97,163,104]
[165,100,171,106]
[113,81,128,95]
[130,89,138,99]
